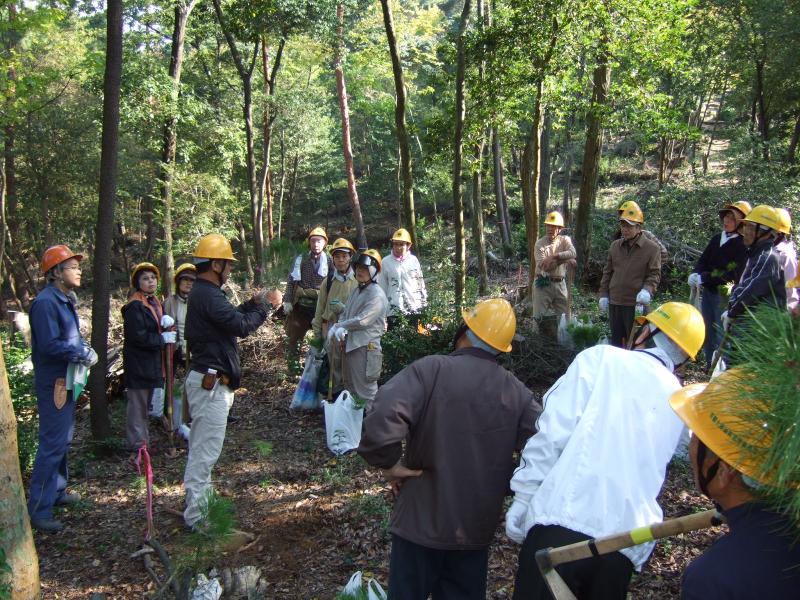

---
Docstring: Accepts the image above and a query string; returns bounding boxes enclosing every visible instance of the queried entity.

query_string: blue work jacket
[30,284,87,395]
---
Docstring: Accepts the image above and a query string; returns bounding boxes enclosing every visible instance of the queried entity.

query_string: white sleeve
[510,349,598,497]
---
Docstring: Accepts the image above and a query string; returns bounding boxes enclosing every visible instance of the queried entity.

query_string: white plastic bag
[343,571,362,595]
[149,387,165,417]
[557,314,570,346]
[190,574,222,600]
[367,579,388,600]
[323,390,364,456]
[596,335,609,346]
[290,347,323,411]
[711,352,727,379]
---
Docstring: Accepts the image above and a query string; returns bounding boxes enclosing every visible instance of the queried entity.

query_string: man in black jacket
[182,233,282,529]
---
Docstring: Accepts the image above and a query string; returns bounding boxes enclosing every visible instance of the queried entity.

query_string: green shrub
[1,332,37,473]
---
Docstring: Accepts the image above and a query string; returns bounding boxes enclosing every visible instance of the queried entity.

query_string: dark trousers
[285,306,314,361]
[513,524,634,600]
[700,288,723,371]
[608,304,636,348]
[388,534,489,600]
[28,390,76,521]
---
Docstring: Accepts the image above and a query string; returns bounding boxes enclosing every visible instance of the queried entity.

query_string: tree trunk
[538,110,552,218]
[88,0,123,442]
[380,0,416,249]
[211,0,262,282]
[0,346,40,599]
[334,3,367,250]
[286,153,299,236]
[574,46,611,277]
[754,59,769,161]
[451,0,471,311]
[159,0,198,298]
[471,141,488,295]
[237,221,254,286]
[259,38,285,249]
[276,130,287,238]
[520,80,543,314]
[788,110,800,164]
[491,128,512,248]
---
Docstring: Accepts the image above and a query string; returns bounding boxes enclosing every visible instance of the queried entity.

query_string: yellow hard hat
[330,238,356,255]
[544,211,565,228]
[174,263,197,283]
[193,233,237,261]
[354,248,383,273]
[391,228,413,244]
[131,262,160,288]
[619,204,644,224]
[307,226,328,243]
[669,369,775,486]
[462,298,516,353]
[618,200,641,215]
[742,205,780,231]
[776,208,792,235]
[787,275,800,289]
[719,201,752,219]
[635,301,704,360]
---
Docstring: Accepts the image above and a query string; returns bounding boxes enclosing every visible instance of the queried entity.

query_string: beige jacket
[534,234,576,278]
[311,270,358,340]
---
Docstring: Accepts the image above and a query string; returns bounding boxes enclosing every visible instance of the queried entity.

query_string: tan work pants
[343,344,382,403]
[532,280,569,319]
[182,370,234,527]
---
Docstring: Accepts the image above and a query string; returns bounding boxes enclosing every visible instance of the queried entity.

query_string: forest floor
[29,316,725,600]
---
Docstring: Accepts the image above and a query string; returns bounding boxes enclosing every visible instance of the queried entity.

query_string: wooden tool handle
[539,510,724,568]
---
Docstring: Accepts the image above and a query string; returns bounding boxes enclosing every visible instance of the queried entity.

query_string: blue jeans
[28,388,75,521]
[701,288,723,370]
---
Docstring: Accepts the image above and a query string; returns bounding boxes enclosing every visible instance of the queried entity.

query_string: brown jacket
[358,347,541,550]
[599,234,662,306]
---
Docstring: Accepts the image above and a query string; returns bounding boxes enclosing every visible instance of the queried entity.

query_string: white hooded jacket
[507,344,684,570]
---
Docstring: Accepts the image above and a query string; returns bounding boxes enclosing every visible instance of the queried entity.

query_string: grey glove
[329,298,345,315]
[80,347,99,367]
[283,301,293,315]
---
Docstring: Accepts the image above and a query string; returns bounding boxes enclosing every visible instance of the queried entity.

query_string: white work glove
[161,331,177,344]
[80,346,98,367]
[721,310,732,331]
[505,494,532,544]
[636,289,651,305]
[688,272,702,288]
[283,301,293,315]
[160,314,175,329]
[334,325,348,342]
[326,323,340,343]
[635,303,645,316]
[598,297,609,311]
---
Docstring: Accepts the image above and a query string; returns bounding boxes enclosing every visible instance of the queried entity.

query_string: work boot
[55,491,81,506]
[31,517,65,533]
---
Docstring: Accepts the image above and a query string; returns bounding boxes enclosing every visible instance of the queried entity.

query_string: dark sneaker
[31,518,65,533]
[55,492,81,506]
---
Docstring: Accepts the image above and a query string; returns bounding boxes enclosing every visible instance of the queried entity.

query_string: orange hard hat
[41,245,83,273]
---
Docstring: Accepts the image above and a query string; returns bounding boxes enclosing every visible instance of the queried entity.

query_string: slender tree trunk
[574,45,611,276]
[380,0,416,249]
[0,346,40,599]
[492,128,512,247]
[159,0,197,298]
[754,59,769,161]
[538,110,552,217]
[286,153,299,236]
[334,3,367,249]
[277,130,287,238]
[88,0,123,441]
[471,141,488,294]
[452,0,471,311]
[520,80,543,314]
[211,0,262,282]
[259,38,285,249]
[237,221,254,286]
[788,110,800,165]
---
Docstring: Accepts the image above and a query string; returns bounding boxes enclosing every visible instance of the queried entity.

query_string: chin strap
[696,439,722,499]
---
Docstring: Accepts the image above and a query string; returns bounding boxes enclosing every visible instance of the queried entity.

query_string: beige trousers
[343,345,382,403]
[182,370,234,527]
[532,280,569,319]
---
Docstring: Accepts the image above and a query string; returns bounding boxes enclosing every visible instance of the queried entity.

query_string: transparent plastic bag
[290,347,323,411]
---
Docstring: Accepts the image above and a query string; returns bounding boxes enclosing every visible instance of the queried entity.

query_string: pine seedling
[726,305,800,524]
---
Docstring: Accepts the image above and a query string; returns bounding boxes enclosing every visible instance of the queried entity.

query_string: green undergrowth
[2,330,38,473]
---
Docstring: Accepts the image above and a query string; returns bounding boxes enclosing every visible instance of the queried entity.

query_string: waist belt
[549,277,565,282]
